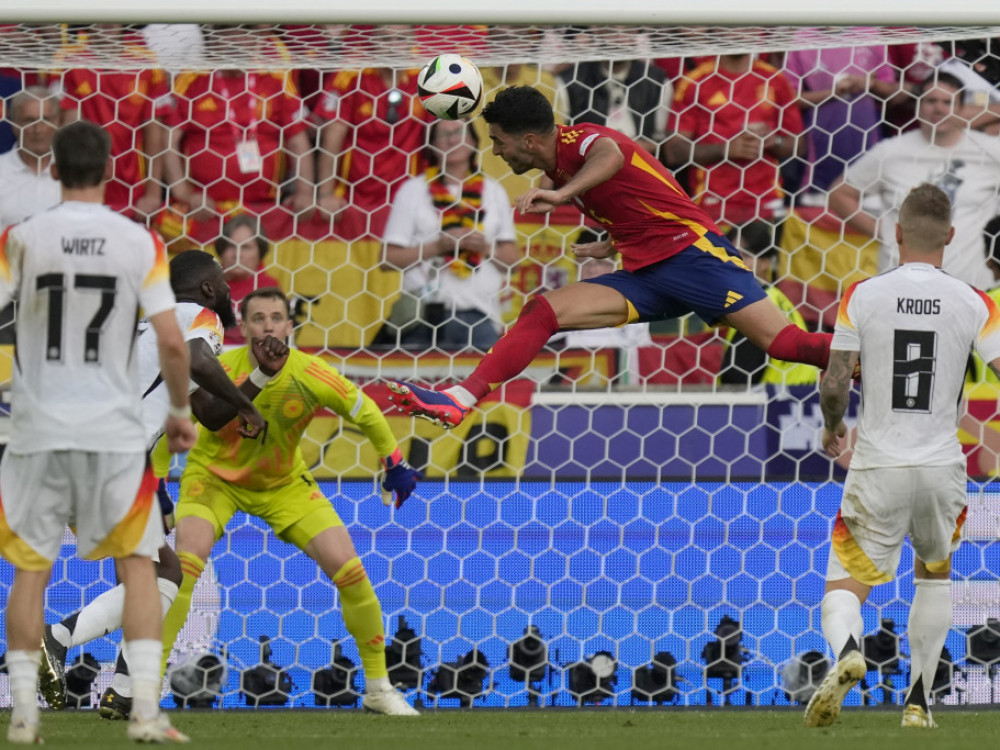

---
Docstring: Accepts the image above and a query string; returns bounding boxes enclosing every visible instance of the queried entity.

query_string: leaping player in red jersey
[386,85,833,428]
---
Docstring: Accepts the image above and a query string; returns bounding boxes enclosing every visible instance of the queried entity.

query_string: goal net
[1,20,1000,710]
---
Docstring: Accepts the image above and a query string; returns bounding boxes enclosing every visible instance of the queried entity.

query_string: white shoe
[127,713,190,744]
[804,650,867,728]
[901,704,936,728]
[7,718,42,744]
[362,687,420,716]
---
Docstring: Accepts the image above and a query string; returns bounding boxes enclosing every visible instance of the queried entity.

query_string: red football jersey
[60,67,169,211]
[548,123,721,272]
[313,69,430,232]
[164,71,307,204]
[670,59,803,225]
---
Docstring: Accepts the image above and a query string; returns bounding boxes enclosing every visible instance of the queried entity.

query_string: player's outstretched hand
[166,416,198,454]
[822,421,847,457]
[252,335,290,376]
[380,448,422,509]
[514,188,561,216]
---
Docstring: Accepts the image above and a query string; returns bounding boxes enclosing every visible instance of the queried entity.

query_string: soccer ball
[416,54,483,120]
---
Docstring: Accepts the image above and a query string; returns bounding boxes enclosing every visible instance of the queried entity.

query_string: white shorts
[826,463,967,586]
[0,450,163,570]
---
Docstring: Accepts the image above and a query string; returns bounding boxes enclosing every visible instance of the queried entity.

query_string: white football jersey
[136,301,224,451]
[831,262,1000,468]
[0,201,176,453]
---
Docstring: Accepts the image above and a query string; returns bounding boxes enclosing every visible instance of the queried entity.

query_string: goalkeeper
[160,287,421,716]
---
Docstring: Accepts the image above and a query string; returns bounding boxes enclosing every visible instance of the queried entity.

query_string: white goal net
[1,20,1000,710]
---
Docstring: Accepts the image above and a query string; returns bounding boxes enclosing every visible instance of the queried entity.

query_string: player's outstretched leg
[385,295,561,428]
[804,649,866,727]
[386,381,471,429]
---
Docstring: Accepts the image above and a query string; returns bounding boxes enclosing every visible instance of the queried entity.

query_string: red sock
[766,325,833,369]
[461,296,560,401]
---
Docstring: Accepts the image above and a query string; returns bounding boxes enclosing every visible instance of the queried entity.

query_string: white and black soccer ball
[417,54,483,120]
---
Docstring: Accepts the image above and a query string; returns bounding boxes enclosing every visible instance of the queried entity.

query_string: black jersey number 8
[892,329,936,413]
[36,273,118,363]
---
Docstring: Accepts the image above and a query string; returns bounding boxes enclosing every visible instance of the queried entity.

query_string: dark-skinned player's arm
[188,336,287,433]
[514,137,625,215]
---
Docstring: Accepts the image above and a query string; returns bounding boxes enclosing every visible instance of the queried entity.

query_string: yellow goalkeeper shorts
[176,468,343,550]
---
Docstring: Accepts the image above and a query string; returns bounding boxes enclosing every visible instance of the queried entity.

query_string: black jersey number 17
[36,273,118,364]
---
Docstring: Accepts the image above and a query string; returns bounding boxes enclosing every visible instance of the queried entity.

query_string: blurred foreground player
[385,86,832,427]
[160,288,423,715]
[0,120,196,744]
[809,184,1000,729]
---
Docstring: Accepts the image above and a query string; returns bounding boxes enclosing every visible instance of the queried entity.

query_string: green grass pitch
[12,708,1000,749]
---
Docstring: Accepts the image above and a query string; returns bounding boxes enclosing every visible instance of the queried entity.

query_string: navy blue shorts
[583,231,768,325]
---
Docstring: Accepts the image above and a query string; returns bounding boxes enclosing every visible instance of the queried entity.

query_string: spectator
[828,71,1000,290]
[212,214,282,345]
[57,23,169,218]
[0,87,61,231]
[560,54,670,156]
[379,118,519,351]
[665,53,804,229]
[783,31,904,199]
[718,222,818,387]
[314,59,430,240]
[159,25,315,248]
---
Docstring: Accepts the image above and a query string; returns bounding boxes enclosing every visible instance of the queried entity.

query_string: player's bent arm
[149,309,197,452]
[190,336,289,430]
[553,137,625,204]
[187,338,262,431]
[820,349,858,429]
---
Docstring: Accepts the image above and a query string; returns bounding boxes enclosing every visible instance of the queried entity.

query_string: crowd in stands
[2,22,1000,386]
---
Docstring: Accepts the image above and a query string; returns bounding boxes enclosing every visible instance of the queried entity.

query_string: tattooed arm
[820,348,859,457]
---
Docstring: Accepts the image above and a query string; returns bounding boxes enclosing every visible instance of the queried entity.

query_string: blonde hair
[898,183,953,253]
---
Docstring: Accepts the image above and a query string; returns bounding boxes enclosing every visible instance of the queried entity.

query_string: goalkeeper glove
[380,448,422,508]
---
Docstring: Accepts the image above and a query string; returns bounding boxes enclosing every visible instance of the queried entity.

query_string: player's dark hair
[984,215,1000,263]
[241,287,292,319]
[425,119,479,172]
[169,249,221,295]
[482,86,555,135]
[52,120,110,188]
[215,214,270,263]
[917,70,965,95]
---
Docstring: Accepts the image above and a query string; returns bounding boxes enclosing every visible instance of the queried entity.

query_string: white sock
[367,676,391,693]
[124,639,162,720]
[907,579,951,706]
[444,386,476,408]
[7,650,42,724]
[68,584,126,646]
[157,577,179,615]
[110,669,133,699]
[821,589,864,658]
